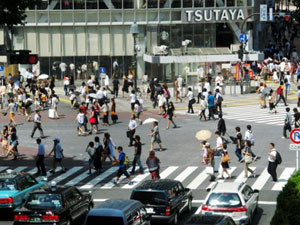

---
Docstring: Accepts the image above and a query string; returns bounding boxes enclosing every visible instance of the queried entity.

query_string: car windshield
[85,216,124,225]
[25,194,62,209]
[131,191,166,205]
[206,193,242,208]
[0,179,17,191]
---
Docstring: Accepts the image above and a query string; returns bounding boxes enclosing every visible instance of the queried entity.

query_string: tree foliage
[0,0,41,29]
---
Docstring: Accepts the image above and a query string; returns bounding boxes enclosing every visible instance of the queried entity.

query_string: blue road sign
[0,66,4,71]
[239,34,248,43]
[100,67,106,73]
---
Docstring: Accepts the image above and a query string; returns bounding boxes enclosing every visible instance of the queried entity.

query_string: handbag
[163,113,168,119]
[89,117,96,124]
[206,166,214,175]
[191,98,196,104]
[126,130,132,138]
[245,154,253,164]
[221,154,231,163]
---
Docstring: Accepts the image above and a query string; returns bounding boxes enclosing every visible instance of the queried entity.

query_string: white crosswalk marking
[101,167,133,189]
[272,167,295,191]
[53,167,82,184]
[235,167,256,183]
[0,167,8,172]
[80,167,118,189]
[252,168,271,190]
[14,167,27,173]
[122,169,150,189]
[218,167,236,183]
[65,168,90,186]
[160,166,178,179]
[187,169,209,190]
[27,168,38,175]
[175,167,197,182]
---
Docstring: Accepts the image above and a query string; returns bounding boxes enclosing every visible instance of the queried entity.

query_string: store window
[159,26,170,46]
[87,0,98,9]
[227,0,235,7]
[148,0,158,8]
[205,0,214,7]
[124,56,132,76]
[194,0,203,7]
[37,0,49,10]
[171,0,181,8]
[62,0,73,9]
[183,25,193,45]
[75,56,88,80]
[170,25,182,48]
[111,0,122,9]
[53,0,61,9]
[124,0,134,8]
[194,24,204,47]
[99,0,109,9]
[183,0,192,8]
[160,0,169,8]
[100,56,112,78]
[74,0,85,9]
[39,57,50,75]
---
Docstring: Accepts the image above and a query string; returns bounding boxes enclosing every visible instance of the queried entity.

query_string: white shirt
[69,63,75,70]
[51,97,59,108]
[130,93,137,103]
[197,83,202,93]
[215,75,224,85]
[268,149,277,162]
[285,74,291,84]
[216,136,223,150]
[87,79,93,87]
[204,82,211,92]
[202,91,208,101]
[34,113,41,123]
[187,91,194,101]
[96,90,104,99]
[77,113,85,124]
[177,77,183,87]
[25,71,33,79]
[128,119,138,130]
[59,62,67,72]
[104,75,110,86]
[245,130,254,144]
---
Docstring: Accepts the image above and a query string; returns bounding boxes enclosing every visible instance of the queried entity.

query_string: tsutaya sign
[184,8,246,22]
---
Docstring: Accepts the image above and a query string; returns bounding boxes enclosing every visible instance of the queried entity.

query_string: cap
[53,137,60,142]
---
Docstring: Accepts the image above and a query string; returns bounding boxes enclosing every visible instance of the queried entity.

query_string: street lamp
[130,22,139,92]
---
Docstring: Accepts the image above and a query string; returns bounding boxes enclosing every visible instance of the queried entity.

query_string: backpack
[277,86,283,95]
[124,154,130,168]
[275,151,282,165]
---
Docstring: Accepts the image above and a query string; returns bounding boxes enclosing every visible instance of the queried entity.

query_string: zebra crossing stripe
[65,168,91,186]
[0,167,8,172]
[187,169,209,190]
[101,167,133,189]
[217,167,236,183]
[235,167,256,183]
[53,167,82,184]
[14,167,27,173]
[160,166,178,179]
[122,169,150,189]
[174,167,197,183]
[27,168,38,175]
[252,168,271,190]
[80,167,118,189]
[272,167,295,191]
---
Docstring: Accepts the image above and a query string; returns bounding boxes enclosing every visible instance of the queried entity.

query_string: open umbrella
[195,130,211,141]
[38,74,49,80]
[143,118,158,125]
[88,93,97,99]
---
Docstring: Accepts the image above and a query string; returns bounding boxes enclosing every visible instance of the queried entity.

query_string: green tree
[0,0,41,49]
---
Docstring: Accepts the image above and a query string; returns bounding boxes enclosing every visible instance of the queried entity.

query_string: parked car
[130,179,193,224]
[185,215,236,225]
[13,182,93,225]
[84,199,150,225]
[199,182,259,225]
[0,170,46,211]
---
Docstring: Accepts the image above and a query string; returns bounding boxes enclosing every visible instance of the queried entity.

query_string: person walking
[131,135,144,175]
[146,151,161,180]
[111,146,133,185]
[49,138,66,174]
[257,82,267,109]
[112,77,120,98]
[166,101,177,129]
[242,140,256,178]
[274,81,288,106]
[215,89,223,114]
[217,114,226,136]
[268,143,278,182]
[89,106,99,134]
[235,127,244,162]
[86,141,95,174]
[35,138,47,176]
[268,89,277,113]
[215,131,223,154]
[293,108,300,128]
[187,88,195,114]
[93,136,103,173]
[150,121,163,152]
[31,110,45,138]
[128,115,138,147]
[198,95,208,121]
[244,125,258,161]
[50,94,59,119]
[196,80,202,104]
[6,98,17,126]
[102,133,117,163]
[283,107,292,139]
[1,126,8,157]
[220,144,232,180]
[207,92,216,120]
[130,90,137,112]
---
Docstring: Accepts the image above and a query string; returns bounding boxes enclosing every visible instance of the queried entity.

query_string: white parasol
[143,118,158,125]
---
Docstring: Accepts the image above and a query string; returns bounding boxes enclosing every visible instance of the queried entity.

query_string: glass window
[62,12,73,22]
[131,191,167,205]
[242,185,253,201]
[75,56,87,80]
[25,175,38,186]
[206,193,242,208]
[237,0,246,6]
[171,0,181,8]
[17,177,31,190]
[124,56,132,76]
[160,0,169,8]
[0,179,17,191]
[74,0,85,9]
[194,24,204,47]
[37,0,49,10]
[247,0,252,6]
[148,0,158,8]
[124,0,134,8]
[65,188,82,207]
[183,1,192,8]
[85,216,123,225]
[39,57,50,75]
[159,26,170,46]
[227,0,235,6]
[170,25,182,48]
[53,0,61,9]
[99,0,109,9]
[111,0,122,8]
[194,0,203,7]
[49,12,61,23]
[183,24,193,46]
[205,0,214,7]
[87,0,98,9]
[25,194,63,209]
[62,0,73,9]
[216,0,225,7]
[100,57,112,78]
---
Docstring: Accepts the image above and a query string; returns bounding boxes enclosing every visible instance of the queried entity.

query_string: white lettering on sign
[185,9,245,22]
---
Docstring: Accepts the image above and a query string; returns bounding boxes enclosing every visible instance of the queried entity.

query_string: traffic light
[9,50,38,64]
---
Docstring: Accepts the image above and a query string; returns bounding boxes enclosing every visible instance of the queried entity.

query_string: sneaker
[253,156,258,161]
[128,181,134,185]
[240,158,245,163]
[111,179,117,185]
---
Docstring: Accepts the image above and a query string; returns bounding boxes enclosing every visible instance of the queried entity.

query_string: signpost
[260,4,268,21]
[0,65,4,77]
[239,34,248,43]
[290,129,300,170]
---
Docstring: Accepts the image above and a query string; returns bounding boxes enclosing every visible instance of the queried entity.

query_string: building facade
[9,0,263,80]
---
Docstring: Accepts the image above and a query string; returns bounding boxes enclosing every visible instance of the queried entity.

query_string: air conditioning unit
[153,45,168,56]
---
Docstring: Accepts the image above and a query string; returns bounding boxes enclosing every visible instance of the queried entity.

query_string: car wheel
[172,213,178,225]
[187,199,192,212]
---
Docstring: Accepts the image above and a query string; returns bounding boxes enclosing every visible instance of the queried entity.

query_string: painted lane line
[14,167,27,173]
[174,167,198,182]
[101,167,133,189]
[272,167,295,191]
[122,169,150,189]
[217,167,236,183]
[187,169,209,190]
[234,167,256,183]
[252,168,271,190]
[159,166,178,179]
[65,168,92,186]
[80,167,118,189]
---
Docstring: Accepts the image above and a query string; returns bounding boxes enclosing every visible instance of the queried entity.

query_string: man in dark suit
[217,114,226,136]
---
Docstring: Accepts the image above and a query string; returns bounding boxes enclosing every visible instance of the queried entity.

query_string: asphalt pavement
[0,87,297,225]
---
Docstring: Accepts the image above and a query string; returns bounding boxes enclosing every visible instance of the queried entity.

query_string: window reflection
[74,0,85,9]
[99,0,109,9]
[87,0,97,9]
[194,0,203,7]
[62,0,73,9]
[171,0,181,8]
[124,0,134,9]
[37,0,49,10]
[227,0,235,6]
[205,0,214,7]
[148,0,158,8]
[111,0,122,9]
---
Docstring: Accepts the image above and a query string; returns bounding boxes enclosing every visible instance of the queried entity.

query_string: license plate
[146,208,155,214]
[30,217,42,222]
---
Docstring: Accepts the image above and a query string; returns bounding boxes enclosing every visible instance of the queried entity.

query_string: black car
[13,184,93,225]
[185,215,236,225]
[130,179,193,225]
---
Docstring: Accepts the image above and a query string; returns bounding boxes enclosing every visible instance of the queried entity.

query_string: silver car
[199,182,259,225]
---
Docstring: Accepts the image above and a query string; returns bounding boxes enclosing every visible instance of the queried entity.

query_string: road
[0,96,294,225]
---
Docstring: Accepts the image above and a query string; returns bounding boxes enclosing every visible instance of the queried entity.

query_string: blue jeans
[131,155,144,174]
[235,146,242,161]
[286,84,291,94]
